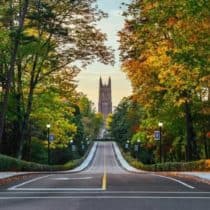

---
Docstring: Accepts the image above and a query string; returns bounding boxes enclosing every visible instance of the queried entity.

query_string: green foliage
[0,0,113,163]
[0,141,93,171]
[109,97,143,145]
[30,138,48,164]
[121,148,210,172]
[0,153,53,171]
[119,0,210,162]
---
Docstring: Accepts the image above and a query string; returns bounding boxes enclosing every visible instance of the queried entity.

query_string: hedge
[121,150,210,172]
[0,153,80,171]
[0,142,93,172]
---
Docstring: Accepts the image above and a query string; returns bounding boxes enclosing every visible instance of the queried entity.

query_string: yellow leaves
[24,28,39,38]
[176,98,188,106]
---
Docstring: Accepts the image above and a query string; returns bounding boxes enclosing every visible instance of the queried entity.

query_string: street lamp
[86,137,89,145]
[158,122,163,163]
[81,141,85,151]
[135,139,141,159]
[0,86,2,102]
[46,124,51,165]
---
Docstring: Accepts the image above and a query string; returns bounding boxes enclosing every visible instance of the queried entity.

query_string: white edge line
[70,142,98,172]
[7,142,98,191]
[152,174,195,189]
[8,175,50,190]
[8,188,103,191]
[112,142,144,172]
[2,191,210,194]
[112,142,195,189]
[1,196,210,199]
[51,177,93,180]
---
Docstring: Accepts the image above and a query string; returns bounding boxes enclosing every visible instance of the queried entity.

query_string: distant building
[98,77,112,118]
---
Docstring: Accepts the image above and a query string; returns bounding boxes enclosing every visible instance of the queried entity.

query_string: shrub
[120,148,210,172]
[0,142,93,171]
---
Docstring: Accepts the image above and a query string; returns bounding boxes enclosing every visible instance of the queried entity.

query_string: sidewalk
[181,172,210,182]
[0,172,29,180]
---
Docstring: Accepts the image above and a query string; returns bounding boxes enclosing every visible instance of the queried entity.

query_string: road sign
[134,144,139,152]
[125,143,129,149]
[49,134,54,142]
[154,131,160,140]
[72,145,76,152]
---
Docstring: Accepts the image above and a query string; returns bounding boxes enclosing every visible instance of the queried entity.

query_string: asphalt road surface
[1,142,210,210]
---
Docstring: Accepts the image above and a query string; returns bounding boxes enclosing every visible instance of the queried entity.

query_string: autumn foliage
[118,0,210,162]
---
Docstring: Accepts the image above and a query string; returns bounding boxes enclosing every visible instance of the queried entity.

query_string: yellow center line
[102,143,107,190]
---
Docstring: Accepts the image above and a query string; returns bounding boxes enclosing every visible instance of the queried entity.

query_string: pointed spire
[108,77,111,87]
[99,77,102,87]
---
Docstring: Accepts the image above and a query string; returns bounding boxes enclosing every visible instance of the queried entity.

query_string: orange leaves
[144,2,158,12]
[167,17,178,27]
[120,0,210,112]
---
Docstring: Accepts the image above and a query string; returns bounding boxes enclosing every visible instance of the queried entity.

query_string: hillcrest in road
[1,142,210,210]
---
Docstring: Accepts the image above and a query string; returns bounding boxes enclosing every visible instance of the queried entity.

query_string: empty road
[0,142,210,210]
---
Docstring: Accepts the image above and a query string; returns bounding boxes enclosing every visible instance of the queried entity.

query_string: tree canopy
[118,0,210,162]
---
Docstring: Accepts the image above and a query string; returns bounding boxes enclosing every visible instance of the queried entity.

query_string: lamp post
[86,137,89,145]
[126,140,130,150]
[0,86,2,103]
[158,122,163,163]
[46,124,51,165]
[137,139,141,151]
[137,139,141,159]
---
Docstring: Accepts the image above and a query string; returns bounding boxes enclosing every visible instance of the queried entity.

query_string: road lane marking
[8,175,51,190]
[51,177,93,181]
[1,196,210,199]
[7,187,103,191]
[102,142,107,190]
[2,191,210,194]
[102,173,107,190]
[152,174,195,189]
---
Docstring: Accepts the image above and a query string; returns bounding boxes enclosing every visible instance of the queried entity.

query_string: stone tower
[98,77,112,118]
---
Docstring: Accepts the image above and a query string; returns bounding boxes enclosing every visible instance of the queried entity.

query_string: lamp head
[158,122,163,127]
[46,124,51,128]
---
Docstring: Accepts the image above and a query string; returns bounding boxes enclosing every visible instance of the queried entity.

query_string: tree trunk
[184,102,196,161]
[17,84,35,159]
[0,0,29,148]
[14,60,24,157]
[17,54,38,159]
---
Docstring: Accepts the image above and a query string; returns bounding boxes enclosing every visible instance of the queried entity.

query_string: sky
[76,0,132,110]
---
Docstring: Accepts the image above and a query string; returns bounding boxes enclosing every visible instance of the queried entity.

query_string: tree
[0,0,29,146]
[109,97,143,145]
[119,0,210,161]
[0,0,114,159]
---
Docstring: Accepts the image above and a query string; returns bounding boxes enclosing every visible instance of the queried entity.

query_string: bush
[121,148,210,172]
[0,142,93,171]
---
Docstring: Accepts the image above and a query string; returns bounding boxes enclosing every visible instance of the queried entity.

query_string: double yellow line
[102,143,107,190]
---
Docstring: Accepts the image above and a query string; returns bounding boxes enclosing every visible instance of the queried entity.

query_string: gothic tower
[98,77,112,118]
